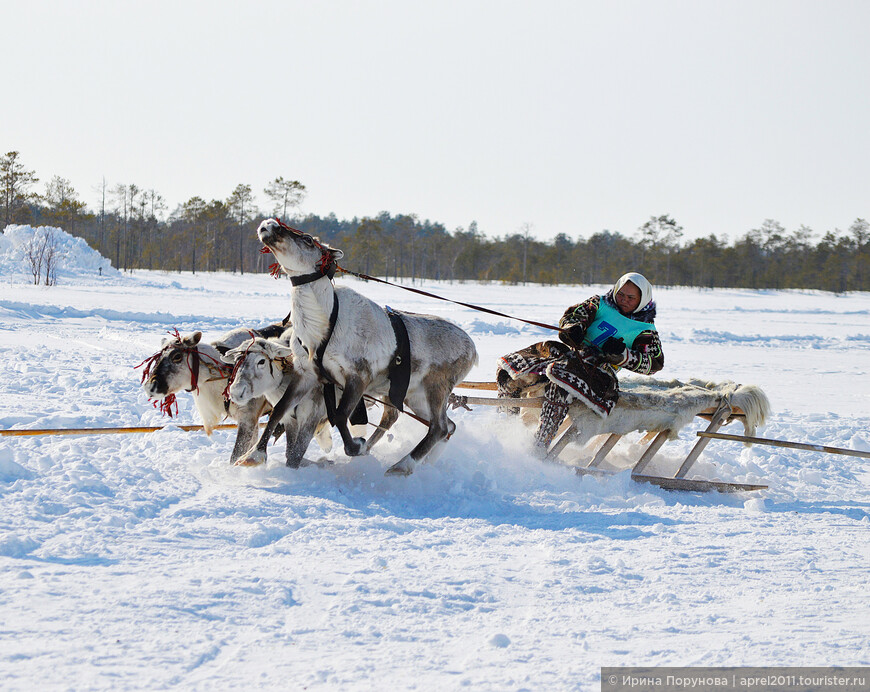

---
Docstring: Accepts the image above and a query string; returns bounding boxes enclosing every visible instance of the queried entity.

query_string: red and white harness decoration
[261,219,337,282]
[220,331,259,401]
[135,329,230,418]
[260,246,283,278]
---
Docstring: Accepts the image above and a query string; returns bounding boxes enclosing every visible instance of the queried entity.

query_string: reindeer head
[257,219,344,277]
[141,331,204,399]
[221,337,294,406]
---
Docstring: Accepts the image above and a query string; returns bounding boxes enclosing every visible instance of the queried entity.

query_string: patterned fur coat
[498,293,665,417]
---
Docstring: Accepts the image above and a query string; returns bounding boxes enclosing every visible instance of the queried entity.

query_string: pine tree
[263,177,306,219]
[182,196,207,274]
[227,184,256,274]
[44,175,87,232]
[1,151,40,230]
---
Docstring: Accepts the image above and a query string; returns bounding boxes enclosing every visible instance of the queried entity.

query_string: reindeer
[221,334,338,467]
[236,219,478,475]
[139,325,330,465]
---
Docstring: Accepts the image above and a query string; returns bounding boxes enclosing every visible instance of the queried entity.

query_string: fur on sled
[517,375,771,448]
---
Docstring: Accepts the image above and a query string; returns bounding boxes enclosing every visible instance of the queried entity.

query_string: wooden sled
[554,399,768,493]
[452,379,771,493]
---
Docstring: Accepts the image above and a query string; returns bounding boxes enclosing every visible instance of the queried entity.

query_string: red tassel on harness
[222,331,258,401]
[135,328,208,418]
[260,245,284,278]
[153,393,178,418]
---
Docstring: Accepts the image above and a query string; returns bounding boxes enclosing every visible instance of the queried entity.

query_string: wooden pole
[456,381,498,391]
[674,400,732,479]
[0,423,242,438]
[450,394,544,408]
[697,431,870,460]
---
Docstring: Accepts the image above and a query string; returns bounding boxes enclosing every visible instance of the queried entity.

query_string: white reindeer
[140,326,329,466]
[237,219,478,475]
[221,334,335,467]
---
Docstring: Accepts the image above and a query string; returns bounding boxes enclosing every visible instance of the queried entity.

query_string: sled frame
[548,398,768,493]
[451,383,767,493]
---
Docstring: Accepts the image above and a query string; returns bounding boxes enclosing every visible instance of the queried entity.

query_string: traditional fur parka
[497,278,664,449]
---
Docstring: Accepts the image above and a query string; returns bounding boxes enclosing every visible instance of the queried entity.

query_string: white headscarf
[613,272,653,313]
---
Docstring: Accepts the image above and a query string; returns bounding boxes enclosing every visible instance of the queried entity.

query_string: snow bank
[0,224,117,281]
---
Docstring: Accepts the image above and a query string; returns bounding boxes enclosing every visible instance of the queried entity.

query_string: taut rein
[334,267,562,332]
[264,218,561,332]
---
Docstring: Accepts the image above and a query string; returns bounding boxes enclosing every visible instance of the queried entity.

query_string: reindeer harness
[264,218,411,423]
[136,329,231,417]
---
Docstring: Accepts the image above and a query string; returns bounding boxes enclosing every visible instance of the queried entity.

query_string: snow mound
[0,224,117,280]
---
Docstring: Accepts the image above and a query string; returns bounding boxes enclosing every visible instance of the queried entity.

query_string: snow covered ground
[1,232,868,690]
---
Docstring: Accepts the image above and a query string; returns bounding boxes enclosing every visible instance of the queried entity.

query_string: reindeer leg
[285,400,322,468]
[333,377,369,456]
[386,386,451,476]
[236,379,304,466]
[385,415,448,475]
[362,404,400,453]
[421,416,456,465]
[230,397,267,464]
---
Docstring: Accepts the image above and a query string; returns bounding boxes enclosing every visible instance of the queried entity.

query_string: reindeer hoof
[385,456,415,476]
[344,437,368,457]
[235,450,267,467]
[235,458,265,467]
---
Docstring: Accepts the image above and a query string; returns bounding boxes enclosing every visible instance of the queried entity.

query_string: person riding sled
[496,272,665,454]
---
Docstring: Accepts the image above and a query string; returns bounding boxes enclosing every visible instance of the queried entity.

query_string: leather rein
[264,218,561,332]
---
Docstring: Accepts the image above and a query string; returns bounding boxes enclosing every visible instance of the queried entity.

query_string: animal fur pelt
[517,375,771,448]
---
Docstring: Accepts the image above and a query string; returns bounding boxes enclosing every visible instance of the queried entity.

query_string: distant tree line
[2,150,868,291]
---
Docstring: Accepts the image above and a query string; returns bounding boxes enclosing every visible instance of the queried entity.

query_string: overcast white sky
[3,0,868,242]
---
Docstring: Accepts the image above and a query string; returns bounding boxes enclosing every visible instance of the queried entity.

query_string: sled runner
[452,377,772,493]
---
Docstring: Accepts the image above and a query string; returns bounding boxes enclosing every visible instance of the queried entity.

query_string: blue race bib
[581,299,656,349]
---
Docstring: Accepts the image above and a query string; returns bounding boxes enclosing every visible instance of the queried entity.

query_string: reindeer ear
[220,343,246,364]
[181,331,202,347]
[329,247,344,261]
[270,342,295,359]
